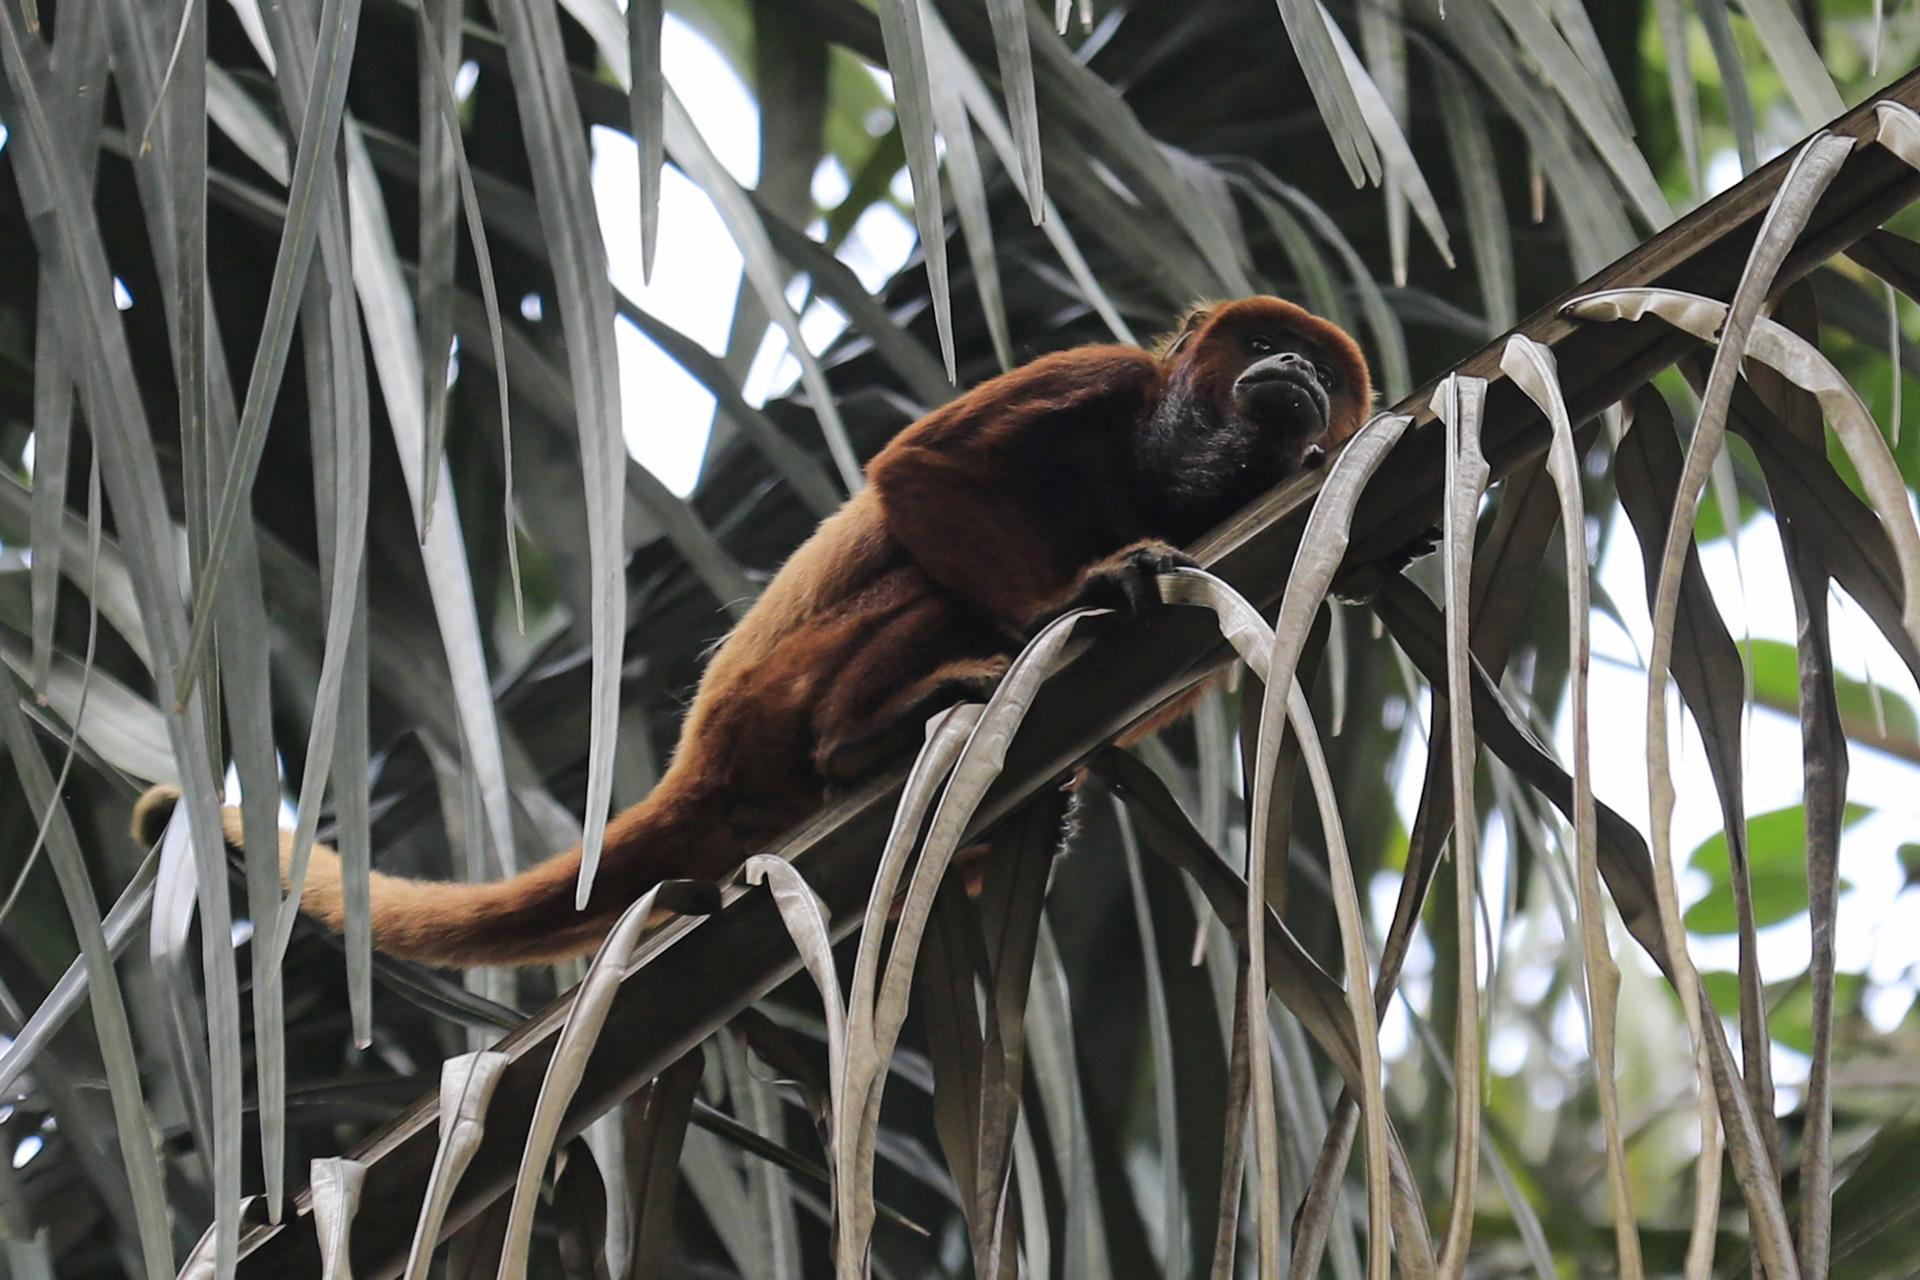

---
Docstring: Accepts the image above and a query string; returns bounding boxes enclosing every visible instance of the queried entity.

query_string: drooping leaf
[1269,0,1381,189]
[488,0,627,907]
[0,673,172,1279]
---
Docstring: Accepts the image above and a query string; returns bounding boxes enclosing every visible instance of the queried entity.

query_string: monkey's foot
[1331,524,1440,604]
[1381,524,1441,574]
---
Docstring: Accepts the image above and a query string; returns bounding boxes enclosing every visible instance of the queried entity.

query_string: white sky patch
[1371,872,1420,1062]
[1705,150,1747,200]
[223,760,299,837]
[889,165,915,206]
[590,18,913,495]
[1488,1021,1532,1075]
[812,156,851,209]
[741,196,917,408]
[842,201,920,292]
[1581,508,1920,1071]
[590,17,757,497]
[1705,143,1786,200]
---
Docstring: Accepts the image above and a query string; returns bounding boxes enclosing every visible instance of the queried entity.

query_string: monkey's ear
[1157,304,1214,358]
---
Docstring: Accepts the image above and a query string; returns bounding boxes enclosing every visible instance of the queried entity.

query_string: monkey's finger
[1122,567,1162,615]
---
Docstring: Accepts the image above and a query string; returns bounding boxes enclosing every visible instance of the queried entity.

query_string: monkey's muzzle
[1234,353,1331,432]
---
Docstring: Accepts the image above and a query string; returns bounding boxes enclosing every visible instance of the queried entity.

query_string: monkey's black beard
[1135,389,1319,542]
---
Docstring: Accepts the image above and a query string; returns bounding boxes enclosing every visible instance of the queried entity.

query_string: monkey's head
[1138,296,1372,534]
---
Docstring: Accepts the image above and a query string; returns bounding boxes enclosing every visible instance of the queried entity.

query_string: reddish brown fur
[132,297,1371,967]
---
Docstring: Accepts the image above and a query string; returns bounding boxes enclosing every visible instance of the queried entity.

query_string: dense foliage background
[2,0,1920,1275]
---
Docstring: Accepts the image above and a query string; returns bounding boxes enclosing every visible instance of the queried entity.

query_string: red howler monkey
[131,297,1372,967]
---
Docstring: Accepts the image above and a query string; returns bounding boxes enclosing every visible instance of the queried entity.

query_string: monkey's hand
[1332,523,1440,604]
[1028,539,1199,633]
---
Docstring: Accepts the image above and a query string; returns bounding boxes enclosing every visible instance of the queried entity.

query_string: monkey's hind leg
[814,655,1013,784]
[1331,524,1440,604]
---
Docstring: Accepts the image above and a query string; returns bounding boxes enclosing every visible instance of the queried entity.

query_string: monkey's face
[1206,298,1372,465]
[1231,337,1343,466]
[1138,297,1373,533]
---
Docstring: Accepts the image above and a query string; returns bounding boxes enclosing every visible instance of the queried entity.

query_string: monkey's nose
[1236,353,1331,425]
[1236,351,1312,390]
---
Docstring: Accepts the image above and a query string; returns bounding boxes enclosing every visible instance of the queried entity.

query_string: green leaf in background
[1681,427,1766,546]
[1773,971,1867,1057]
[1684,803,1871,934]
[1743,637,1920,761]
[1700,969,1865,1056]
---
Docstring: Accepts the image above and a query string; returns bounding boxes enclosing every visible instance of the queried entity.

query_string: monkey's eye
[1247,333,1276,356]
[1312,362,1337,391]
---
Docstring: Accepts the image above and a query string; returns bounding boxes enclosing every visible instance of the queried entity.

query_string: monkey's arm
[868,345,1161,625]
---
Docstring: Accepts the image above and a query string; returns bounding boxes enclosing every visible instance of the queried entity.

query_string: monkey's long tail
[129,783,725,968]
